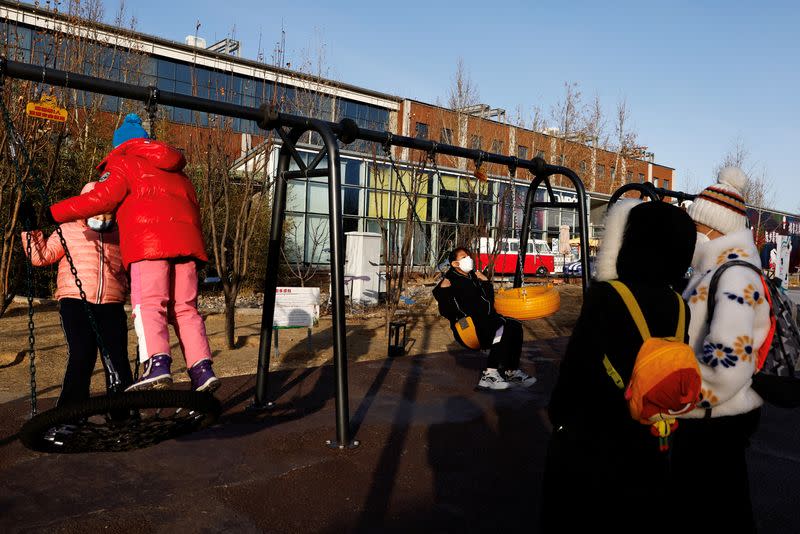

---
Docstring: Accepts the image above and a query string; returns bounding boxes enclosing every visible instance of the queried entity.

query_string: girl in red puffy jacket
[21,181,133,406]
[47,114,219,393]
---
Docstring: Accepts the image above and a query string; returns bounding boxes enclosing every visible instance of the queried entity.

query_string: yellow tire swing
[494,284,561,321]
[454,285,560,350]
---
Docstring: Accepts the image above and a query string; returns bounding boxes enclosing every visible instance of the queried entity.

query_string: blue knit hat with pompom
[112,113,149,148]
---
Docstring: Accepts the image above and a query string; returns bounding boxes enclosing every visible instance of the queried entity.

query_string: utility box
[345,232,382,305]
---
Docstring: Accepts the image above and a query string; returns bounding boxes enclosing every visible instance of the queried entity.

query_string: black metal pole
[314,120,356,448]
[514,184,536,288]
[565,168,592,292]
[0,59,558,176]
[251,129,300,410]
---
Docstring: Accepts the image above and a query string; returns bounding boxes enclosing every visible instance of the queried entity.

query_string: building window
[440,127,453,145]
[662,178,671,190]
[536,150,545,159]
[638,173,645,183]
[517,145,529,159]
[626,171,633,183]
[469,135,482,150]
[415,122,429,139]
[580,160,587,174]
[610,166,616,181]
[597,164,606,179]
[491,139,503,154]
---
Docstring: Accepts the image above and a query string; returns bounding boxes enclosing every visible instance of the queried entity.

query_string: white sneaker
[504,369,537,388]
[477,369,511,390]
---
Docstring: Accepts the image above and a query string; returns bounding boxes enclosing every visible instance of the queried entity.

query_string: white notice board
[274,287,320,328]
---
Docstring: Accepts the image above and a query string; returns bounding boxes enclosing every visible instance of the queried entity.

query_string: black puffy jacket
[432,268,504,347]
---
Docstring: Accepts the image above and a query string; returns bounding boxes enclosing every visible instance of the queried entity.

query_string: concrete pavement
[1,338,798,533]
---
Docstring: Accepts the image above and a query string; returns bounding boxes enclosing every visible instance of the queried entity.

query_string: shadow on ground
[0,336,797,534]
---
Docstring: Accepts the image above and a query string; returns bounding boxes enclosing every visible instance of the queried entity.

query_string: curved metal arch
[608,182,697,208]
[608,182,660,207]
[253,120,356,448]
[513,161,592,293]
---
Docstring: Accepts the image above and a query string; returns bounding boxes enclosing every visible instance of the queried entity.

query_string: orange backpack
[603,281,702,451]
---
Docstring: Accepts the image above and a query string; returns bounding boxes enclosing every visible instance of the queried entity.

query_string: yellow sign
[25,95,67,123]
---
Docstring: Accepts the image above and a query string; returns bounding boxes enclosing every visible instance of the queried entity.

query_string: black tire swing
[3,75,220,453]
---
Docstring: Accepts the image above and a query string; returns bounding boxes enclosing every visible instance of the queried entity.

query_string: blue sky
[105,0,799,213]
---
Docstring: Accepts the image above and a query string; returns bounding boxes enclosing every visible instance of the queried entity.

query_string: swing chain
[2,65,39,415]
[508,156,518,178]
[54,225,120,390]
[25,231,37,416]
[0,80,120,402]
[146,86,159,140]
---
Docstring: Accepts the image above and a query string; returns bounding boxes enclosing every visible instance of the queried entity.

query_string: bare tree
[581,94,605,190]
[713,138,776,251]
[548,82,585,187]
[610,97,638,191]
[194,123,274,349]
[511,104,526,128]
[447,58,480,112]
[367,148,432,335]
[0,0,145,317]
[281,215,327,287]
[681,170,701,195]
[714,137,775,208]
[529,104,546,134]
[288,29,337,144]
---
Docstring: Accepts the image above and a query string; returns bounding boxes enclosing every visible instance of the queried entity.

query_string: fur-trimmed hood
[596,200,696,287]
[596,199,642,281]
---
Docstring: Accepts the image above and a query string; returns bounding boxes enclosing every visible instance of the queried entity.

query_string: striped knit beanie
[687,166,748,235]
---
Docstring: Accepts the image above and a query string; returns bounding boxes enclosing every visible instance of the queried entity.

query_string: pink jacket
[22,184,128,304]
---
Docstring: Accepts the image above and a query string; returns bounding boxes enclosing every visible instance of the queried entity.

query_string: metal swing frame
[512,166,592,292]
[608,180,697,206]
[1,57,594,449]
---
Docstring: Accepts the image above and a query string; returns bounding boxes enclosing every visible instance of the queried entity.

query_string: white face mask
[87,217,113,232]
[457,256,474,273]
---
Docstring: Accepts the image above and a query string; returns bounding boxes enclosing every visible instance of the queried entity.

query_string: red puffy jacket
[50,138,208,268]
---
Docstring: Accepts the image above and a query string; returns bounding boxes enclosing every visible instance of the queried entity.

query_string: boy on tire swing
[46,114,220,394]
[433,247,536,390]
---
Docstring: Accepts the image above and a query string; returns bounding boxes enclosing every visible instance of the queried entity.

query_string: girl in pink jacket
[20,182,132,406]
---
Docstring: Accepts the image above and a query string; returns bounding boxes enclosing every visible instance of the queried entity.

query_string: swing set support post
[513,164,592,294]
[251,116,357,448]
[250,127,300,412]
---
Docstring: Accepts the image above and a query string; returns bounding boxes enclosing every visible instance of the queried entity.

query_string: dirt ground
[0,283,583,404]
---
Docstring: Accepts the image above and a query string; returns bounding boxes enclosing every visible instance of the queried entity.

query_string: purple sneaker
[125,354,173,391]
[188,359,220,393]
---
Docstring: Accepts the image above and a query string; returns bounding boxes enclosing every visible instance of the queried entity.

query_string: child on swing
[46,113,219,393]
[20,182,133,405]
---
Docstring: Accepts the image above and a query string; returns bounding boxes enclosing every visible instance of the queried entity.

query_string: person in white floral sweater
[672,166,771,533]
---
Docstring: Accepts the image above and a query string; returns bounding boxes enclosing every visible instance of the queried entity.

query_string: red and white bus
[478,237,556,276]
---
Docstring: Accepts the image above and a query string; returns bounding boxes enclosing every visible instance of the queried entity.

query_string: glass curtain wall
[281,147,582,266]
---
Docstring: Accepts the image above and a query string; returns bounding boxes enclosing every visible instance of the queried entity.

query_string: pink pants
[130,259,211,367]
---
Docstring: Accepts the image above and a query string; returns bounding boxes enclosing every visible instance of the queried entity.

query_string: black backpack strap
[706,259,764,324]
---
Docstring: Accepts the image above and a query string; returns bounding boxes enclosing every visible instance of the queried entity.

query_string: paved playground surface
[2,336,800,533]
[1,284,799,532]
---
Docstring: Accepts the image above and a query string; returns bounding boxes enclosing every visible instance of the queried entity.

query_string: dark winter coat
[432,268,504,348]
[542,200,696,533]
